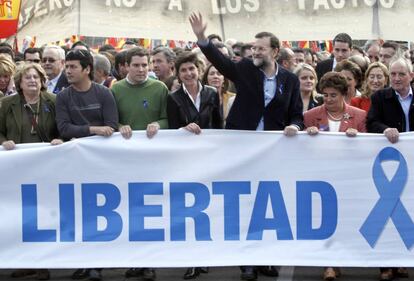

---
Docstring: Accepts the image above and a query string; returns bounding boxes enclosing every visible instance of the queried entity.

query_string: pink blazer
[304,104,367,132]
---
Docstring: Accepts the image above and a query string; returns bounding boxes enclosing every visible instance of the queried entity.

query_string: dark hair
[126,47,149,65]
[0,42,12,49]
[348,55,369,85]
[172,47,185,57]
[213,42,234,58]
[24,48,42,60]
[319,72,348,96]
[382,41,399,52]
[14,53,24,63]
[255,32,280,49]
[0,46,14,60]
[61,45,70,56]
[71,41,90,51]
[175,51,202,82]
[333,33,353,48]
[164,75,178,91]
[114,50,127,71]
[98,44,115,52]
[207,34,222,42]
[334,59,362,89]
[65,49,94,80]
[202,64,229,93]
[352,46,365,56]
[241,43,253,57]
[122,40,137,49]
[292,47,305,54]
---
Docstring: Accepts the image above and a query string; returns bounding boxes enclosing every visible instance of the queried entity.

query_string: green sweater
[112,78,169,130]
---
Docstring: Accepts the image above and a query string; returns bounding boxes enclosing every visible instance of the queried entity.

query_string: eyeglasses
[26,59,41,63]
[42,57,56,63]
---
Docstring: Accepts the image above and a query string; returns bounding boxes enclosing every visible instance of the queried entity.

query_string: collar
[49,71,63,84]
[332,58,338,70]
[260,63,279,79]
[126,75,148,85]
[395,87,413,100]
[182,81,202,97]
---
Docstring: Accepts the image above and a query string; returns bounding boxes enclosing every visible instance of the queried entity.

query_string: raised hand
[189,12,207,42]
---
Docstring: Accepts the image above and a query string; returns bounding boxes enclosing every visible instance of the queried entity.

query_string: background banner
[14,0,413,46]
[0,0,21,38]
[1,130,414,268]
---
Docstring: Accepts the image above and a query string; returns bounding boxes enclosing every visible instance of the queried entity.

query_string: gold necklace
[327,111,343,121]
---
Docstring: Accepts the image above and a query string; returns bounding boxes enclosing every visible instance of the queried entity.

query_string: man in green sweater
[112,47,169,140]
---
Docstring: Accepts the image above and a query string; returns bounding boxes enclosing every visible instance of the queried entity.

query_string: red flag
[0,0,21,38]
[298,41,309,49]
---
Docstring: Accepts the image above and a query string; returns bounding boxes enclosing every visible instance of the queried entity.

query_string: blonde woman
[0,54,16,96]
[293,63,322,112]
[351,62,389,112]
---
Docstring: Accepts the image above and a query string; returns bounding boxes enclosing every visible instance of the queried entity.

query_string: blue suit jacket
[199,41,303,131]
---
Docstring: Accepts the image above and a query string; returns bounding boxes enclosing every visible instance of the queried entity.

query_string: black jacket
[53,72,70,94]
[367,87,414,133]
[167,84,223,129]
[316,58,334,81]
[199,40,303,131]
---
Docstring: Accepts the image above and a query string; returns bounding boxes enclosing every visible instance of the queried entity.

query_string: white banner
[1,130,414,268]
[14,0,414,46]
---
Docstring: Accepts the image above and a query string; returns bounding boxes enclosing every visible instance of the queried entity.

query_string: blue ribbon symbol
[360,147,414,249]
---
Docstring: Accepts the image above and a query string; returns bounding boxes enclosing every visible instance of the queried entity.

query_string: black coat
[199,40,303,131]
[167,84,223,129]
[53,72,70,94]
[367,87,414,133]
[315,58,334,81]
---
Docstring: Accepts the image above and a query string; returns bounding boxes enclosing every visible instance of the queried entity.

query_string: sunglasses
[42,57,57,63]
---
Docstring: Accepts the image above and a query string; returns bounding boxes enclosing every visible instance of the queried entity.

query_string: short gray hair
[389,56,413,73]
[43,45,65,60]
[152,46,176,63]
[93,53,111,76]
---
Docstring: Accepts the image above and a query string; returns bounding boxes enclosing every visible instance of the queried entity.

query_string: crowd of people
[0,10,412,281]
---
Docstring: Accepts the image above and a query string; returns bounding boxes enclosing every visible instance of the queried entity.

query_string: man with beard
[189,12,303,134]
[189,12,303,281]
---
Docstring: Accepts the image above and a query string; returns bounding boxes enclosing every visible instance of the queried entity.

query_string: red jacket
[304,103,367,132]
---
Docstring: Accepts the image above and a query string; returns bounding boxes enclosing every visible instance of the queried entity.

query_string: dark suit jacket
[315,58,334,92]
[199,41,303,131]
[53,72,70,94]
[0,91,59,144]
[167,84,223,129]
[367,87,414,133]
